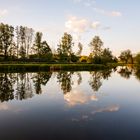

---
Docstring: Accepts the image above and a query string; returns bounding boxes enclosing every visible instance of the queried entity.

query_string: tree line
[0,22,140,64]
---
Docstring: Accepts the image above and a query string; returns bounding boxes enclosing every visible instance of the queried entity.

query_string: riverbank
[0,63,121,72]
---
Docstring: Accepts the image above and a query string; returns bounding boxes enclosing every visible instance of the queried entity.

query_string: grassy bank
[0,63,119,72]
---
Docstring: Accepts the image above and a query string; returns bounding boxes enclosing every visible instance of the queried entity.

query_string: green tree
[32,32,43,58]
[0,23,14,59]
[135,53,140,64]
[101,48,114,64]
[89,36,103,57]
[57,32,74,62]
[40,41,52,60]
[19,26,26,59]
[119,49,133,64]
[76,42,83,56]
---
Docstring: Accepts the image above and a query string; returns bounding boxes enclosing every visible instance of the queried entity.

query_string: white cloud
[91,21,101,29]
[65,16,89,33]
[110,11,122,17]
[65,16,111,41]
[73,0,82,3]
[93,7,122,17]
[0,9,8,17]
[73,0,96,6]
[102,26,111,31]
[65,16,103,33]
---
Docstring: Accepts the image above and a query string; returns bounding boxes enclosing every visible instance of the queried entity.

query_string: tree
[119,49,133,64]
[76,42,83,56]
[57,32,74,62]
[25,27,34,58]
[0,23,14,59]
[32,32,52,61]
[40,41,52,60]
[16,26,34,59]
[32,32,43,58]
[89,36,103,57]
[8,42,17,59]
[135,53,140,64]
[101,48,114,64]
[18,26,26,59]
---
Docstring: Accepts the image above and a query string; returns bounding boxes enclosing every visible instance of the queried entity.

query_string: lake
[0,66,140,140]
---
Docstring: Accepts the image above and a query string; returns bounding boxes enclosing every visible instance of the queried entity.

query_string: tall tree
[89,36,103,57]
[0,23,14,59]
[76,42,83,56]
[32,32,43,58]
[19,26,26,59]
[57,32,74,61]
[25,27,34,58]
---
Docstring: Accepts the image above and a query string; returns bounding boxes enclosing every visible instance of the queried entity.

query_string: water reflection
[64,89,98,106]
[32,72,52,94]
[0,73,15,102]
[57,72,73,94]
[89,69,112,92]
[1,68,140,140]
[0,66,140,103]
[118,66,133,79]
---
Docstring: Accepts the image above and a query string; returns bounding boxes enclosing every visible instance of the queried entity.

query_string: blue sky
[0,0,140,55]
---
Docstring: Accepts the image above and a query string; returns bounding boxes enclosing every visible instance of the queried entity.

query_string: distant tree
[8,42,17,59]
[135,53,140,64]
[89,36,103,57]
[119,49,133,64]
[101,48,114,64]
[32,32,43,58]
[32,32,52,61]
[18,26,26,59]
[40,41,53,61]
[15,26,20,58]
[15,26,34,59]
[76,42,83,56]
[0,23,14,59]
[24,27,34,58]
[57,32,74,62]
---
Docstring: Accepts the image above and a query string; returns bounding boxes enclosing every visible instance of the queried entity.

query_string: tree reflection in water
[0,66,140,103]
[32,72,52,94]
[89,69,112,92]
[0,73,15,102]
[0,72,52,102]
[118,66,133,79]
[57,72,73,94]
[16,73,33,100]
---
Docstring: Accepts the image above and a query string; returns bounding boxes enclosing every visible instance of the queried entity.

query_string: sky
[0,0,140,55]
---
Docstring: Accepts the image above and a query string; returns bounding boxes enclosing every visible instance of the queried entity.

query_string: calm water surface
[0,67,140,140]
